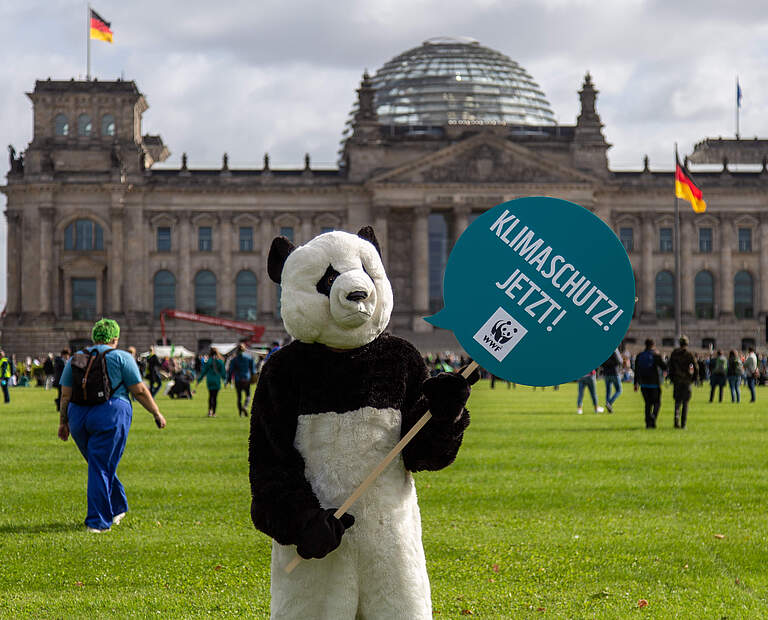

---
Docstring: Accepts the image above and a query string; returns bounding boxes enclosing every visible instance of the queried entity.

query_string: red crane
[159,309,266,346]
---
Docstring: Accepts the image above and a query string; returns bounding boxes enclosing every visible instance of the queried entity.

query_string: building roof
[30,78,141,96]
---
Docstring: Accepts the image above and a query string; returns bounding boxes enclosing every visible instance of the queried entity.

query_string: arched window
[153,270,176,317]
[101,114,115,137]
[655,270,674,319]
[734,271,754,318]
[694,270,714,319]
[64,219,104,251]
[54,114,69,136]
[236,270,258,320]
[194,270,217,316]
[77,114,92,137]
[428,212,448,313]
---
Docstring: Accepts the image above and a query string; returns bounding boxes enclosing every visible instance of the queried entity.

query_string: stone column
[259,212,275,319]
[124,204,145,317]
[680,214,695,319]
[63,275,72,317]
[39,205,55,316]
[719,217,734,317]
[373,206,389,269]
[4,210,21,315]
[219,215,233,317]
[412,206,431,332]
[301,214,313,245]
[761,214,768,316]
[109,196,125,315]
[178,211,192,312]
[452,204,471,247]
[640,214,655,320]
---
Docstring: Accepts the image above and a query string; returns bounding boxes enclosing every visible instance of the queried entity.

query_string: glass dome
[371,37,556,126]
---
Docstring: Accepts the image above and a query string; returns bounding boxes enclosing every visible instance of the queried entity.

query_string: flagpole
[736,76,740,138]
[674,144,682,343]
[86,3,91,80]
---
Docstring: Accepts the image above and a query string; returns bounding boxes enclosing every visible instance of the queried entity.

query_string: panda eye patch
[316,264,341,297]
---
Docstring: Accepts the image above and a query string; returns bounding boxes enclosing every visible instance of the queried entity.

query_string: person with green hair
[57,318,167,533]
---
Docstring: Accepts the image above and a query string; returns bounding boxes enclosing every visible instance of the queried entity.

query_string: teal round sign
[426,197,635,385]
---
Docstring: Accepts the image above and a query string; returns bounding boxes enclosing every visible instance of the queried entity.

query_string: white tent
[141,345,196,359]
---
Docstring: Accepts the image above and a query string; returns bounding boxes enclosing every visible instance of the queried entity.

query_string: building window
[655,270,674,318]
[72,278,97,321]
[54,114,69,136]
[101,114,116,137]
[738,228,752,252]
[428,213,448,313]
[157,227,171,252]
[77,114,92,137]
[694,270,714,319]
[279,226,294,242]
[64,219,104,251]
[742,338,756,351]
[239,227,253,252]
[198,226,213,251]
[153,270,176,317]
[701,337,716,350]
[734,271,754,318]
[236,270,258,320]
[659,228,673,253]
[698,227,712,253]
[661,337,675,347]
[619,227,633,253]
[194,270,217,315]
[321,226,335,234]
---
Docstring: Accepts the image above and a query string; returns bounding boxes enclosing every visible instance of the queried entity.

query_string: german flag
[675,157,706,213]
[90,9,113,43]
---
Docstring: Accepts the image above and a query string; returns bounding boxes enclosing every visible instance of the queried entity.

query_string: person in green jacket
[197,347,226,417]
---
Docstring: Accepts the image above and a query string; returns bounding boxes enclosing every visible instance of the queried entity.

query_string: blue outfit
[229,352,256,416]
[61,345,142,530]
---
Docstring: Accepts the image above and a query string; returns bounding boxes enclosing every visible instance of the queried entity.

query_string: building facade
[3,39,768,356]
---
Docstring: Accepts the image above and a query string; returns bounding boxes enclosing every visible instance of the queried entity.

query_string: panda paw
[423,372,471,421]
[295,508,355,559]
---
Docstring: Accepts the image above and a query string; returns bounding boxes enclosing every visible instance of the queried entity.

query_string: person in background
[146,346,163,397]
[743,346,758,403]
[600,347,623,413]
[197,347,226,417]
[727,350,743,403]
[265,340,281,362]
[43,353,55,389]
[634,339,667,429]
[53,349,70,411]
[57,318,166,533]
[709,349,727,402]
[229,343,256,416]
[576,369,604,415]
[0,350,11,403]
[668,336,696,429]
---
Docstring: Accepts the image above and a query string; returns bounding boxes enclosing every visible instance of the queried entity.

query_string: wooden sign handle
[284,361,479,574]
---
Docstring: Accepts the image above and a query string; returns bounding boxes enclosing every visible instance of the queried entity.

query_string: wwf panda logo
[491,320,518,345]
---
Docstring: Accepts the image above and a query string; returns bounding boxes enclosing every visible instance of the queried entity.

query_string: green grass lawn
[0,380,766,618]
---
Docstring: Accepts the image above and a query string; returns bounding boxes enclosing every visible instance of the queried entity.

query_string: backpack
[635,350,655,375]
[69,348,122,406]
[712,356,727,376]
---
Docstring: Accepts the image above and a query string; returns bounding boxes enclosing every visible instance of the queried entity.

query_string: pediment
[370,133,597,185]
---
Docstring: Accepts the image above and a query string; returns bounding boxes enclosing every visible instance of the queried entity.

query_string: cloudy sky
[2,0,766,306]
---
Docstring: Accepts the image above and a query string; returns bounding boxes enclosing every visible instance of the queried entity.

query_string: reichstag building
[3,37,768,356]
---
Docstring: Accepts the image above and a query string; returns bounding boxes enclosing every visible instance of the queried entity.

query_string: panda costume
[249,227,476,619]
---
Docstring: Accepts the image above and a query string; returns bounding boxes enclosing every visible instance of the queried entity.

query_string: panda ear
[357,226,382,257]
[268,236,295,284]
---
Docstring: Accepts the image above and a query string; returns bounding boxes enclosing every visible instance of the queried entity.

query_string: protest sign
[426,197,635,385]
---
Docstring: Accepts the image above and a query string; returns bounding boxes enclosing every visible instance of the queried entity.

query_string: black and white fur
[249,227,473,619]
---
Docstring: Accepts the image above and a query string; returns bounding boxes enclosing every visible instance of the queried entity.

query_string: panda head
[268,226,393,350]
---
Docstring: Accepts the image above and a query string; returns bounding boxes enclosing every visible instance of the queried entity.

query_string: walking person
[576,369,604,414]
[146,346,163,397]
[744,346,758,403]
[600,347,623,413]
[634,339,667,429]
[668,336,696,429]
[0,350,11,403]
[228,343,256,416]
[709,350,727,402]
[727,350,743,403]
[197,347,226,417]
[53,349,70,411]
[57,318,166,533]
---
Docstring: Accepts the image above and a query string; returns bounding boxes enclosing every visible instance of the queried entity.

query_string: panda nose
[346,290,368,302]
